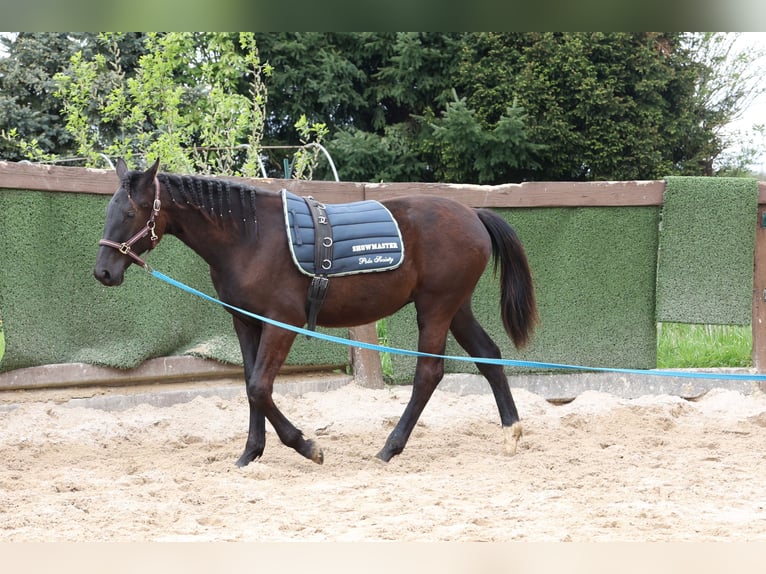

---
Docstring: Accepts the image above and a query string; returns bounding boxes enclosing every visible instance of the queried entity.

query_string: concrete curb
[63,373,355,412]
[0,373,355,413]
[440,370,765,401]
[0,356,245,391]
[1,369,762,414]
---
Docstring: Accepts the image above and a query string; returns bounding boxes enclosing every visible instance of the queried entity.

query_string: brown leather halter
[98,178,161,269]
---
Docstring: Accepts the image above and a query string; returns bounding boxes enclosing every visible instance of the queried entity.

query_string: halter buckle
[148,220,158,243]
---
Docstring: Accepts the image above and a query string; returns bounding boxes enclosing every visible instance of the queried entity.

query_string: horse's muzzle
[93,266,124,287]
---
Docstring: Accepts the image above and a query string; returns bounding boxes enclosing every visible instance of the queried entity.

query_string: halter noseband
[99,178,161,269]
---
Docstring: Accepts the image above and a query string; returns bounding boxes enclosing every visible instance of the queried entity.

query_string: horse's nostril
[94,268,110,282]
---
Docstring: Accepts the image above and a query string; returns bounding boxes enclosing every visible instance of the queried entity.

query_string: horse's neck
[163,187,275,270]
[165,211,232,269]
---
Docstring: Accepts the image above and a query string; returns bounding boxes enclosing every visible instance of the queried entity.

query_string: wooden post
[348,323,384,389]
[752,201,766,376]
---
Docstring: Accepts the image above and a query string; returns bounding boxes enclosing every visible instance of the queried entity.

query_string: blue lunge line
[150,269,766,382]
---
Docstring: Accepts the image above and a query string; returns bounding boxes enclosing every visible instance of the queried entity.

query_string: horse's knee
[245,382,272,410]
[415,358,445,386]
[432,361,445,382]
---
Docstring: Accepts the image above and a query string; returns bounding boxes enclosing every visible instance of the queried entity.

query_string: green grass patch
[376,319,395,382]
[657,323,752,369]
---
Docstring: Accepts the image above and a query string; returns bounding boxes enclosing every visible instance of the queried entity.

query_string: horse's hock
[1,161,765,401]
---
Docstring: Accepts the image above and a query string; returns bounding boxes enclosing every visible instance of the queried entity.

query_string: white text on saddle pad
[352,241,400,253]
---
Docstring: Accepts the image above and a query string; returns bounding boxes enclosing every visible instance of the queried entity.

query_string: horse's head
[93,158,165,286]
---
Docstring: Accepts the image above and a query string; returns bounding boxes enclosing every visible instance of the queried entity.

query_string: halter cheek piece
[99,178,161,269]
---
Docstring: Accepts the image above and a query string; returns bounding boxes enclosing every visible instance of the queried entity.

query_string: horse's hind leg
[450,303,523,455]
[376,354,446,462]
[376,316,451,462]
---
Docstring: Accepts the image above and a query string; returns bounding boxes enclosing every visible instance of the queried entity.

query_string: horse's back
[381,194,493,292]
[382,194,492,264]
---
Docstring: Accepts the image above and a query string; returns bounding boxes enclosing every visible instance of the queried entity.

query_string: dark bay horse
[94,159,538,466]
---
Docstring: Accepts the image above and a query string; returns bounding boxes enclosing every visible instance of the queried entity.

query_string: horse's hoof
[235,455,252,468]
[503,422,523,456]
[235,449,262,467]
[308,440,324,464]
[375,448,394,463]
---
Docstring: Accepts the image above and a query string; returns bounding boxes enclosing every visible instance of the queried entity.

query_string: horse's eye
[125,210,136,219]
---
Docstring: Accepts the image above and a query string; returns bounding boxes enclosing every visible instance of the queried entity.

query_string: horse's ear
[116,157,128,179]
[145,157,160,180]
[133,158,161,202]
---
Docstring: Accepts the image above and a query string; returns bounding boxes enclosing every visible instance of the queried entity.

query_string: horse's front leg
[232,317,267,467]
[237,406,267,468]
[246,324,324,465]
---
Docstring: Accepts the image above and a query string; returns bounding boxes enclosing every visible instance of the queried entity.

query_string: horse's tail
[476,209,538,348]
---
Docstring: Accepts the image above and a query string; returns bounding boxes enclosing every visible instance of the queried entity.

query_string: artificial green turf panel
[384,206,661,382]
[656,177,757,325]
[0,189,348,372]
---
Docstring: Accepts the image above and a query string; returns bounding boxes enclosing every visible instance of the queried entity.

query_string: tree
[2,32,763,182]
[0,33,80,161]
[453,32,766,180]
[421,95,545,183]
[258,32,763,183]
[453,33,704,180]
[254,32,466,181]
[52,32,270,175]
[0,33,146,163]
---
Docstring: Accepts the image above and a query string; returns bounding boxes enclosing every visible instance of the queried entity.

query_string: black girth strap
[304,196,334,331]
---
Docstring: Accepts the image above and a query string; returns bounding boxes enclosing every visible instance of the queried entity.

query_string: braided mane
[159,173,258,230]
